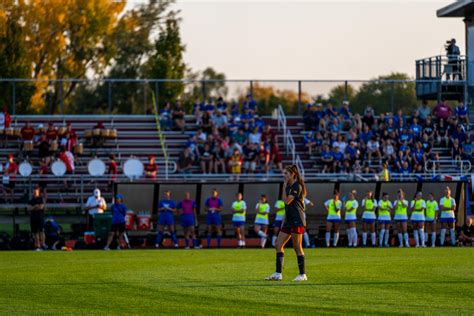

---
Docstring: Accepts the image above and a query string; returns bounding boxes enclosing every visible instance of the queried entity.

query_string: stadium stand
[0,101,472,249]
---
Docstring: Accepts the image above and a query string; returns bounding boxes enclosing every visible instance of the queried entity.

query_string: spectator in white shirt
[85,188,107,230]
[367,136,381,160]
[248,127,262,145]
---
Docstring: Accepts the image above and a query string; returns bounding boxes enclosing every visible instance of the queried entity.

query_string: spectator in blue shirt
[243,94,257,113]
[254,115,265,131]
[462,137,473,161]
[304,132,317,155]
[386,118,396,134]
[399,140,410,153]
[313,103,325,128]
[216,97,228,115]
[417,100,431,121]
[240,109,255,126]
[412,142,425,165]
[326,103,338,118]
[331,144,344,162]
[204,100,215,114]
[398,127,410,146]
[160,102,173,131]
[345,141,359,162]
[339,101,352,120]
[328,117,342,133]
[451,124,467,143]
[398,161,412,175]
[359,125,373,144]
[321,144,334,173]
[155,191,179,248]
[410,117,422,141]
[104,194,127,250]
[314,131,324,151]
[393,109,405,128]
[230,100,240,118]
[454,101,469,124]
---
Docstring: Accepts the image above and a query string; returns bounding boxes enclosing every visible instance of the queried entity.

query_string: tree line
[0,1,418,115]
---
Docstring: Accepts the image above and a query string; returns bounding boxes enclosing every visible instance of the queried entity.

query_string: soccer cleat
[293,274,308,281]
[398,244,403,248]
[265,272,282,281]
[155,243,160,249]
[104,246,110,251]
[116,246,121,250]
[185,246,190,250]
[174,244,179,249]
[35,248,42,251]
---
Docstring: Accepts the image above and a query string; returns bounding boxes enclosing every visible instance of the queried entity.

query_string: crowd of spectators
[168,95,284,176]
[302,100,472,175]
[1,116,119,202]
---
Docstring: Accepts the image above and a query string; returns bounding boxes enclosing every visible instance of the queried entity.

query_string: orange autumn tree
[0,0,125,113]
[240,83,311,115]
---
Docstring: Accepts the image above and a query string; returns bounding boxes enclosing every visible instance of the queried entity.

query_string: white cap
[94,188,101,198]
[343,100,349,105]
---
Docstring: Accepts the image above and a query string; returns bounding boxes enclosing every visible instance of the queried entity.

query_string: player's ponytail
[286,165,306,198]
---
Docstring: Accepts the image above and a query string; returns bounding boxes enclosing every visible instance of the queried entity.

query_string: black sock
[297,255,305,275]
[276,252,284,273]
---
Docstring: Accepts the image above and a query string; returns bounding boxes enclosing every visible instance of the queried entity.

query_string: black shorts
[31,215,44,234]
[111,223,126,233]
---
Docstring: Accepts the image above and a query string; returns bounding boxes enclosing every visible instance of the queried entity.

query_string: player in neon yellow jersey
[361,191,378,247]
[377,192,393,248]
[324,190,343,247]
[254,194,270,248]
[343,190,359,248]
[410,191,426,248]
[393,189,410,248]
[231,192,247,248]
[272,198,286,247]
[424,192,439,247]
[439,186,457,246]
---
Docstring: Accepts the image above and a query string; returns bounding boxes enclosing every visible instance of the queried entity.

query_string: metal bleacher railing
[151,91,170,179]
[424,158,472,177]
[277,104,305,178]
[1,78,464,116]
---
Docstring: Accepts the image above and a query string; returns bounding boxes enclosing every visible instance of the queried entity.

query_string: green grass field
[1,248,473,315]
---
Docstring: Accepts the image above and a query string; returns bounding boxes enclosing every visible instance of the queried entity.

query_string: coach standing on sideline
[28,187,46,251]
[85,189,107,230]
[104,194,127,250]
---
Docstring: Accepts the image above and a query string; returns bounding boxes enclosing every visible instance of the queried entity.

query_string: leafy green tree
[147,16,186,109]
[69,0,174,114]
[327,83,356,106]
[351,73,417,114]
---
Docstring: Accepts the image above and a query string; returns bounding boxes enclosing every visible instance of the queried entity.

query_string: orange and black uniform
[276,181,306,276]
[21,126,35,141]
[282,182,306,233]
[29,196,45,234]
[46,128,58,141]
[144,163,158,178]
